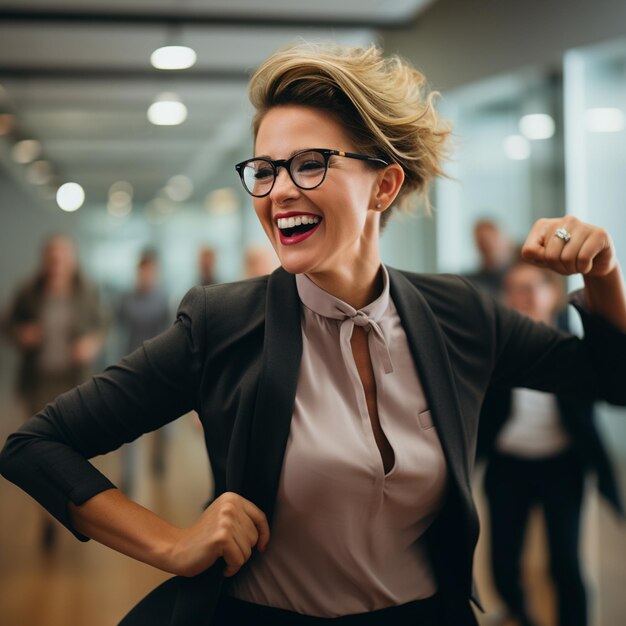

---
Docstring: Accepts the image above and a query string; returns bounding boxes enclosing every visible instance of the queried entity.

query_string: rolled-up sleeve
[0,286,206,540]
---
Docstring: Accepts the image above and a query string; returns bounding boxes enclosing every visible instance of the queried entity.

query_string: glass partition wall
[435,70,565,274]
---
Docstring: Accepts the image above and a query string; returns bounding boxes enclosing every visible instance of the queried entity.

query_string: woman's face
[504,264,558,322]
[253,105,384,277]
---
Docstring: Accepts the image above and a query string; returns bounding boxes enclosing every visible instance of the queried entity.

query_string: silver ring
[555,227,572,243]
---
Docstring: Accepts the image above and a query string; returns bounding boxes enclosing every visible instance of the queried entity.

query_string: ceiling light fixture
[519,113,555,140]
[164,174,193,201]
[585,107,625,133]
[151,45,197,70]
[147,92,188,126]
[12,139,42,164]
[107,181,134,217]
[56,182,85,212]
[205,187,239,214]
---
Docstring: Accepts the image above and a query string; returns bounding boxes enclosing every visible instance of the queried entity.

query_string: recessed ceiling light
[12,139,42,164]
[147,92,188,126]
[108,196,132,217]
[109,180,134,198]
[56,182,85,212]
[205,187,239,214]
[150,45,197,70]
[519,113,555,140]
[585,108,625,133]
[164,174,193,201]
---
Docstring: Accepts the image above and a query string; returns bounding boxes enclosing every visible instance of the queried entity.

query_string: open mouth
[276,214,321,238]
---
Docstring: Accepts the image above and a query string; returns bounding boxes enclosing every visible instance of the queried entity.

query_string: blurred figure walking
[116,250,171,494]
[242,244,280,278]
[466,219,516,296]
[2,234,107,548]
[478,260,623,626]
[197,246,217,286]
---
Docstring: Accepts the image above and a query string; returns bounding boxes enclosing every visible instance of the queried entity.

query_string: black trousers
[484,450,587,626]
[214,594,444,625]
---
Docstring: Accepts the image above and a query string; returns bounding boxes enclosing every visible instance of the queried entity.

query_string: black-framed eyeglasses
[235,148,390,198]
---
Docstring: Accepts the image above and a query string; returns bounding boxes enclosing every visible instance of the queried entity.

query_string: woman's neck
[305,259,384,310]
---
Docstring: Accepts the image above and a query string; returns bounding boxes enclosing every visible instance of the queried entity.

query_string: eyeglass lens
[242,150,327,196]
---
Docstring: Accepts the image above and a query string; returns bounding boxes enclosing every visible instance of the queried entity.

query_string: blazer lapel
[242,268,303,525]
[388,268,472,496]
[240,267,473,521]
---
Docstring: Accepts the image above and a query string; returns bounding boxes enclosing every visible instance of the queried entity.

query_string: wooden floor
[0,391,213,626]
[1,388,625,626]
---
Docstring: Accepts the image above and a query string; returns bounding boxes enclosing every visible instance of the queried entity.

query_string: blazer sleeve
[485,287,626,405]
[0,286,207,541]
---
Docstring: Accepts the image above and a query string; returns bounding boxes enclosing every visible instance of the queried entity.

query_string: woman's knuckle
[596,228,609,242]
[220,502,236,516]
[214,529,230,545]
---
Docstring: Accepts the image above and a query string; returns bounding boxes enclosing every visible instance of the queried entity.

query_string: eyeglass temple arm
[336,150,390,166]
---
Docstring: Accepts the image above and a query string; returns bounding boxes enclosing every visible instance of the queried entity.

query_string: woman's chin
[276,254,315,276]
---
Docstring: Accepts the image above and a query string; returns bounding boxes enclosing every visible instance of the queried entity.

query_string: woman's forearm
[68,489,270,578]
[69,488,180,573]
[583,263,626,333]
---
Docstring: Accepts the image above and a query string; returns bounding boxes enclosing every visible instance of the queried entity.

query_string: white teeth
[276,215,320,229]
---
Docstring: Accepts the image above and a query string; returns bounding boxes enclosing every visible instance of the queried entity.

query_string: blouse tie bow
[338,309,394,375]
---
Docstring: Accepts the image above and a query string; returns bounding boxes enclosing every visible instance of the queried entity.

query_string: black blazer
[2,267,626,626]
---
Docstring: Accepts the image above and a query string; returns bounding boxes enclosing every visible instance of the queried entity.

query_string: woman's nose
[269,166,299,204]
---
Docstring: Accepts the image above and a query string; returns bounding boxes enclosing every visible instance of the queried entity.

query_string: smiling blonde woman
[2,42,626,626]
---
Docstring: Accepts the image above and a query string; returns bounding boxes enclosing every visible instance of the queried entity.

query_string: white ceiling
[0,1,435,210]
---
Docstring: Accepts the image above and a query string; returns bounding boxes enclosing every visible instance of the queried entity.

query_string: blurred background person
[466,219,517,296]
[242,244,280,278]
[1,233,107,548]
[477,260,623,626]
[116,250,172,495]
[197,245,217,286]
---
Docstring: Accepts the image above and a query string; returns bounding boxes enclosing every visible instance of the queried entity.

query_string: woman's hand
[71,334,102,365]
[522,216,626,332]
[521,216,617,277]
[69,489,270,580]
[168,492,270,578]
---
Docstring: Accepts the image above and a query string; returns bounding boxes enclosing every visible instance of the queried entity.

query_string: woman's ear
[372,163,405,212]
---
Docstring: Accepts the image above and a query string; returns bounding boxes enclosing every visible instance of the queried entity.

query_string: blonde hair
[248,41,451,227]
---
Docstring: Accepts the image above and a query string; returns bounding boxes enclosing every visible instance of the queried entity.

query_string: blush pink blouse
[230,265,448,617]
